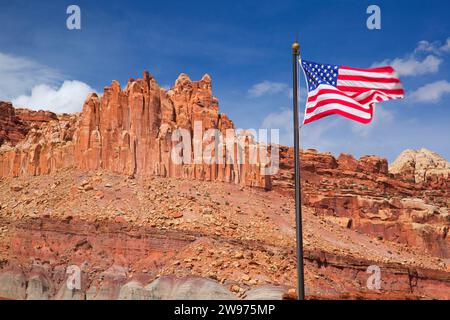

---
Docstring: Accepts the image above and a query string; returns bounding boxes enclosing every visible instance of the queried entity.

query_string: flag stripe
[337,74,401,83]
[307,86,362,103]
[353,91,403,105]
[308,92,370,108]
[340,66,394,74]
[307,88,348,103]
[304,104,372,121]
[337,80,404,90]
[306,88,372,108]
[304,107,373,124]
[306,98,372,114]
[338,68,399,79]
[336,85,404,95]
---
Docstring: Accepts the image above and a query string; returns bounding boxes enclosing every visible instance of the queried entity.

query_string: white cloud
[415,38,450,55]
[408,80,450,103]
[248,81,289,98]
[373,38,450,77]
[248,80,308,102]
[12,80,96,114]
[0,52,62,100]
[302,117,342,144]
[261,108,292,128]
[261,108,293,145]
[443,39,450,53]
[0,52,95,113]
[351,106,395,138]
[375,55,442,77]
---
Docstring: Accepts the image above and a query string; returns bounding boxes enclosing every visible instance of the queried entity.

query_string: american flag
[300,59,404,125]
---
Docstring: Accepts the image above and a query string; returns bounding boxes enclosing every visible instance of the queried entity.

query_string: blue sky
[0,0,449,162]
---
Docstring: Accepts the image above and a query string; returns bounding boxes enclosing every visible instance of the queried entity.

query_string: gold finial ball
[292,42,300,51]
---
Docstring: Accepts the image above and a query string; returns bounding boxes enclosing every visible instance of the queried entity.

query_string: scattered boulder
[11,185,23,192]
[0,272,27,300]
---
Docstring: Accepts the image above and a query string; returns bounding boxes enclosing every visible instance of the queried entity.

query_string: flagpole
[292,40,305,300]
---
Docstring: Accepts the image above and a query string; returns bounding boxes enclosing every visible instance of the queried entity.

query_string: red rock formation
[73,71,271,188]
[0,102,29,146]
[15,109,58,124]
[390,148,450,189]
[273,147,450,259]
[0,110,77,177]
[0,72,272,189]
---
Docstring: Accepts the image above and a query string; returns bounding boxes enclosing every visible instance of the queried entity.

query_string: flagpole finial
[292,41,300,55]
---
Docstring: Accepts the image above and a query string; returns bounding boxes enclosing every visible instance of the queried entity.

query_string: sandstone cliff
[0,102,29,146]
[389,148,450,183]
[0,72,271,189]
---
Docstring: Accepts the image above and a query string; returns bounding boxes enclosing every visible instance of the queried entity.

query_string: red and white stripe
[303,65,404,125]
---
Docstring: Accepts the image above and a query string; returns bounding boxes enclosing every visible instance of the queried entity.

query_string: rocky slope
[0,171,448,300]
[0,71,448,300]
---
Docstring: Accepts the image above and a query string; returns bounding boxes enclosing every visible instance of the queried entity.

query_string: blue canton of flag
[301,60,339,91]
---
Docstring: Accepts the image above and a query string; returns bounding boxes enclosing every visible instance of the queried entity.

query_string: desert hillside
[0,71,448,300]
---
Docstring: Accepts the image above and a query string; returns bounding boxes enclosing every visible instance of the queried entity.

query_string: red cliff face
[273,148,450,259]
[0,102,29,146]
[15,108,58,123]
[0,107,77,177]
[0,72,271,189]
[0,103,72,177]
